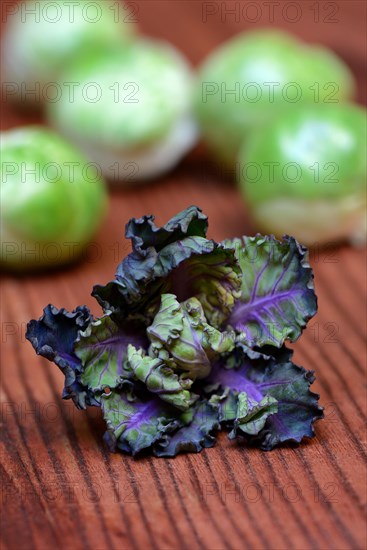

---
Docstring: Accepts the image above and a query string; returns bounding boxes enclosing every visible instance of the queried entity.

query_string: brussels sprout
[195,29,355,166]
[2,0,135,105]
[46,40,198,182]
[238,104,366,245]
[1,126,108,269]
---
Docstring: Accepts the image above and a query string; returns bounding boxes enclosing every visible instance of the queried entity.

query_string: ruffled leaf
[93,206,241,327]
[75,315,147,392]
[147,294,235,379]
[224,235,317,347]
[153,400,220,457]
[101,389,185,456]
[127,345,197,410]
[228,393,278,437]
[26,305,97,409]
[207,344,323,449]
[125,205,208,251]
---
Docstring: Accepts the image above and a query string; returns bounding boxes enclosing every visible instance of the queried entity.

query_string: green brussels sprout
[195,29,355,166]
[2,0,135,105]
[1,126,108,269]
[238,104,366,245]
[46,40,198,182]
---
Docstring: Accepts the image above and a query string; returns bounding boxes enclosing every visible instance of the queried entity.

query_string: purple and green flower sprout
[27,207,323,457]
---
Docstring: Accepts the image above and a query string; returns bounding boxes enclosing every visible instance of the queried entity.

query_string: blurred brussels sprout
[238,104,366,245]
[1,126,108,269]
[195,30,355,166]
[2,0,135,105]
[46,40,198,182]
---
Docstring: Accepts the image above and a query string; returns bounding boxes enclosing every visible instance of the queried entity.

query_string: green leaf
[223,235,317,347]
[101,389,184,456]
[153,400,220,457]
[75,315,147,392]
[147,293,235,379]
[125,205,208,249]
[93,206,241,327]
[207,344,323,449]
[127,345,197,410]
[26,304,98,409]
[229,393,278,437]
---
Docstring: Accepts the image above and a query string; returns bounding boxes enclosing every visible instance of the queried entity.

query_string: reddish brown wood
[1,2,366,549]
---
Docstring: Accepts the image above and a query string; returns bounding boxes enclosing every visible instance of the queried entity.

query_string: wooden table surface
[1,2,366,549]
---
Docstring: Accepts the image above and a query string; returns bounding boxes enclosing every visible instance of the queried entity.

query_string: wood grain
[1,2,366,549]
